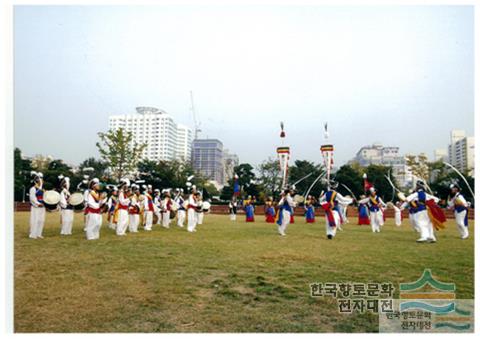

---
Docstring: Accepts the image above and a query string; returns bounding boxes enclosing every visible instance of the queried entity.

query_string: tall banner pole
[277,122,290,191]
[320,122,334,186]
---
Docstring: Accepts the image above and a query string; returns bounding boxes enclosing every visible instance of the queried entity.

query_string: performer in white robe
[196,194,204,225]
[29,172,46,239]
[162,191,172,228]
[174,188,186,227]
[116,178,131,236]
[447,183,470,239]
[153,189,162,225]
[276,189,296,236]
[401,180,440,243]
[85,179,107,240]
[358,187,387,233]
[59,176,74,235]
[319,182,353,239]
[128,185,140,233]
[229,198,238,221]
[187,187,198,232]
[106,187,118,230]
[143,185,155,231]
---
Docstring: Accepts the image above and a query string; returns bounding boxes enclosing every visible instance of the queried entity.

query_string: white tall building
[448,130,474,176]
[349,143,413,188]
[108,107,193,162]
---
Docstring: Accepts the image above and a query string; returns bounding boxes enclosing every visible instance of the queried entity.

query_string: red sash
[321,202,336,227]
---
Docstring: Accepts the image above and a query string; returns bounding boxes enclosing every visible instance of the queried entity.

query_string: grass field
[14,211,474,333]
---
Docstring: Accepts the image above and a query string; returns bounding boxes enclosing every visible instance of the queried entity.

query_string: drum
[170,210,177,219]
[43,190,60,211]
[68,192,85,211]
[171,201,179,212]
[202,201,211,212]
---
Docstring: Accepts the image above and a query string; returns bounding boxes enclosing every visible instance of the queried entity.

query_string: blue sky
[14,5,474,167]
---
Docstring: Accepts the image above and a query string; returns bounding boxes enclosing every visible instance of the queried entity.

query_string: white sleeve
[119,192,129,205]
[457,195,468,207]
[29,187,40,207]
[358,197,370,204]
[405,192,418,203]
[425,193,440,203]
[87,193,100,209]
[336,192,353,205]
[286,195,295,207]
[378,197,387,208]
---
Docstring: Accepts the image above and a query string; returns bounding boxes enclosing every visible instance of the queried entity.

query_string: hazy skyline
[14,5,474,167]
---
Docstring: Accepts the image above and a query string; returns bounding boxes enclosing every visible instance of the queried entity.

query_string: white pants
[116,209,129,235]
[60,209,74,235]
[29,206,45,239]
[278,210,291,235]
[84,213,90,232]
[455,210,469,239]
[144,211,153,231]
[155,210,162,224]
[414,210,435,240]
[394,207,402,227]
[86,213,102,240]
[325,210,341,237]
[129,214,139,232]
[187,208,197,232]
[197,212,204,225]
[230,213,236,221]
[370,210,384,232]
[162,211,170,228]
[409,213,420,233]
[177,210,186,227]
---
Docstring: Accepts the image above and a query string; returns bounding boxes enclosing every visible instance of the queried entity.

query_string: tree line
[14,128,474,205]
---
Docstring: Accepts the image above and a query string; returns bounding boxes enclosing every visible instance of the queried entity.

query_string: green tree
[363,165,397,201]
[289,160,324,197]
[334,165,363,198]
[96,128,147,181]
[14,148,32,202]
[257,157,281,198]
[43,159,74,190]
[79,157,109,181]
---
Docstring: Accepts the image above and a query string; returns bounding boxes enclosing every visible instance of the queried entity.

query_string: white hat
[119,178,131,188]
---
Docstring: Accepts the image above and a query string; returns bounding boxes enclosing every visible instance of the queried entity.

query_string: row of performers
[227,180,470,242]
[28,173,210,240]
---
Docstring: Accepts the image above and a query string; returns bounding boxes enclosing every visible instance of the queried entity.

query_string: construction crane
[190,91,202,139]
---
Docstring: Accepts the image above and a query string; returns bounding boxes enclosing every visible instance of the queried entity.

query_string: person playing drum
[174,188,186,228]
[162,190,173,228]
[29,171,46,239]
[107,187,118,230]
[59,176,74,235]
[128,184,141,233]
[195,193,204,225]
[116,178,131,236]
[143,185,155,231]
[85,178,107,240]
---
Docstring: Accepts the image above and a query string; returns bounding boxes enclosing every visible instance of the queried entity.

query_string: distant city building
[192,139,225,186]
[434,149,448,162]
[108,107,193,162]
[349,143,413,188]
[223,149,239,184]
[448,130,474,176]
